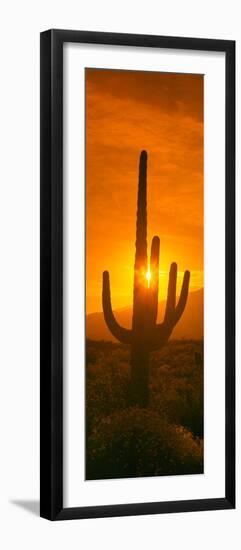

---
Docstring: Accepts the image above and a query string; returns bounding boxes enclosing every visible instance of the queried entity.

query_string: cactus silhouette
[102,151,190,407]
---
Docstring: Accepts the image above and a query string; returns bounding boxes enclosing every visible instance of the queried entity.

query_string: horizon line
[86,286,204,317]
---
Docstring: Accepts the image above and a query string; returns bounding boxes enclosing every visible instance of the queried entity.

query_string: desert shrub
[86,352,130,434]
[86,340,204,438]
[150,342,203,437]
[86,408,203,480]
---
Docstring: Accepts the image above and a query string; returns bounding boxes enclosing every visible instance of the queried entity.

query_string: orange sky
[86,68,204,314]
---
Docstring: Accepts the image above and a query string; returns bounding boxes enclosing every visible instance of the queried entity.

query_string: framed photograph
[40,29,235,520]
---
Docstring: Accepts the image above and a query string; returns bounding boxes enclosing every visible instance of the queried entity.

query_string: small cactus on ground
[102,151,190,407]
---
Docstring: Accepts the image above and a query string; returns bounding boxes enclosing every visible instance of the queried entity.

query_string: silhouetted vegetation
[102,151,190,407]
[86,339,203,480]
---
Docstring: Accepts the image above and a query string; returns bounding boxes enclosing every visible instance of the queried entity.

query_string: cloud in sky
[86,69,204,313]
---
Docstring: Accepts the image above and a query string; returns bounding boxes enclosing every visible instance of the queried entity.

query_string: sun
[146,269,151,288]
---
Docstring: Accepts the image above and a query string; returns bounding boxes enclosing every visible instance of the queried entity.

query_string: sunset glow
[86,69,204,314]
[146,270,151,288]
[85,67,204,481]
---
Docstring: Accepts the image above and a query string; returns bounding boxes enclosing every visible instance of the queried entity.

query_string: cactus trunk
[129,151,152,406]
[102,151,190,408]
[129,348,149,407]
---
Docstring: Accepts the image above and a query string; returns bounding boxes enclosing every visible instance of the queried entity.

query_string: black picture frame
[40,29,235,521]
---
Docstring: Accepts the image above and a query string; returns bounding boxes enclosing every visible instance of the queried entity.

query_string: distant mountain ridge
[86,288,204,341]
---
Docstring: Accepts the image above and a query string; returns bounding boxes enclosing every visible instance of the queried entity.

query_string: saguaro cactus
[102,151,190,407]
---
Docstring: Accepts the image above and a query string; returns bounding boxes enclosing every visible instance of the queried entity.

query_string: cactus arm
[150,321,172,351]
[150,268,190,350]
[149,236,160,323]
[164,264,190,326]
[102,271,132,344]
[150,236,160,282]
[164,262,177,322]
[174,270,190,322]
